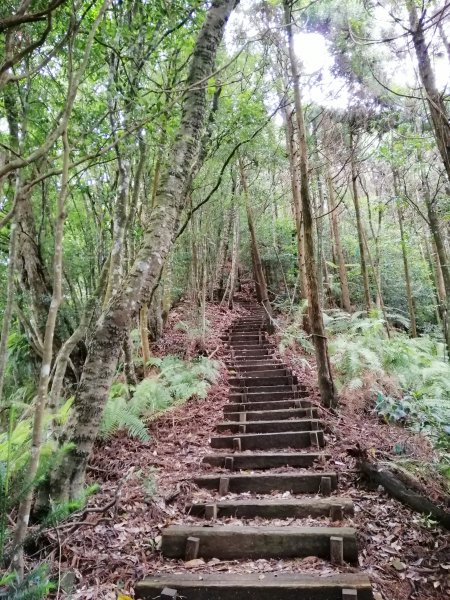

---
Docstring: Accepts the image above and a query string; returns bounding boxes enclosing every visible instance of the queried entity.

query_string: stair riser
[231,351,273,358]
[161,527,357,562]
[194,473,337,494]
[202,452,328,470]
[224,408,318,421]
[229,377,297,387]
[188,499,354,519]
[229,363,286,371]
[229,369,287,378]
[229,390,308,402]
[136,575,372,600]
[210,431,325,450]
[215,419,322,434]
[224,399,313,412]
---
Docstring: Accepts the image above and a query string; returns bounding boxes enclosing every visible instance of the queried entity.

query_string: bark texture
[240,158,273,319]
[49,0,238,502]
[284,0,335,408]
[326,166,351,312]
[408,2,450,183]
[350,131,371,312]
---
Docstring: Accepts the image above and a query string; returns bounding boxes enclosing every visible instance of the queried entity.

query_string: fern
[100,355,220,440]
[1,565,54,600]
[100,396,150,442]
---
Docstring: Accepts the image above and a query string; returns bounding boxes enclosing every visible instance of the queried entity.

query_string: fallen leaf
[392,559,407,571]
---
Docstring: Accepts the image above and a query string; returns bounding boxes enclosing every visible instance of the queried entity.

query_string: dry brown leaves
[44,300,449,599]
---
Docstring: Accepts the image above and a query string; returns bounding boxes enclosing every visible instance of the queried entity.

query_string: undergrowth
[100,355,220,441]
[279,307,450,480]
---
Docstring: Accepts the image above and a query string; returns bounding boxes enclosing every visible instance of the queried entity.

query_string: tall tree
[48,0,238,502]
[283,0,336,408]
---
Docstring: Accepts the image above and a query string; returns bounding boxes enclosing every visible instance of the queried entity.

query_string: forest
[0,0,449,598]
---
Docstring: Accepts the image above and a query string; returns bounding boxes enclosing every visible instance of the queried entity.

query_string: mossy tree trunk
[49,0,238,503]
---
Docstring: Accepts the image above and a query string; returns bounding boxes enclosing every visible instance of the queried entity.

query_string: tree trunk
[48,0,238,502]
[284,107,307,299]
[284,0,336,408]
[12,129,70,575]
[123,332,137,386]
[393,173,417,337]
[228,204,240,309]
[326,165,351,312]
[438,21,450,64]
[0,219,18,403]
[408,2,450,183]
[139,304,151,373]
[397,206,417,337]
[349,130,371,312]
[424,184,450,358]
[240,158,272,319]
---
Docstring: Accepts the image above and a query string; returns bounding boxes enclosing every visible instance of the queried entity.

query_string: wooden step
[160,525,358,562]
[188,497,354,519]
[230,385,301,396]
[202,451,328,470]
[224,398,313,413]
[229,390,308,402]
[229,368,288,377]
[193,471,337,493]
[228,361,285,370]
[224,407,318,421]
[136,573,373,600]
[211,430,325,450]
[215,418,322,434]
[229,375,297,387]
[228,362,287,377]
[228,328,264,333]
[231,350,273,358]
[230,346,272,353]
[225,332,262,337]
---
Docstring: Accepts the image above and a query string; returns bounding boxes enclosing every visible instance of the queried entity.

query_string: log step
[224,407,318,421]
[229,368,288,377]
[228,363,285,371]
[229,376,297,387]
[188,497,354,519]
[193,471,337,493]
[215,418,323,434]
[211,430,325,450]
[202,451,328,470]
[160,525,358,562]
[229,390,308,402]
[228,342,271,349]
[231,352,273,359]
[224,398,313,413]
[136,573,373,600]
[230,386,301,396]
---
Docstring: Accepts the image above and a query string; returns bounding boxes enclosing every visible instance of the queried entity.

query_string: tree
[283,0,336,408]
[48,0,238,502]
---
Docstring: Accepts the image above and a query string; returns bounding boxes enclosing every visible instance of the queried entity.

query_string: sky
[226,0,450,111]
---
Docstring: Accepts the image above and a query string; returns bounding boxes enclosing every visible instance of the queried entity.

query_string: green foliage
[324,311,450,462]
[100,356,219,441]
[0,565,54,600]
[0,398,73,474]
[278,302,315,355]
[39,484,99,529]
[0,400,77,567]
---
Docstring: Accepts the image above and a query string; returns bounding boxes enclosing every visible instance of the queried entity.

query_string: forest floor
[45,297,450,600]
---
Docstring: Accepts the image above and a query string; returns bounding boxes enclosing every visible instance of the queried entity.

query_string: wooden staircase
[136,301,373,600]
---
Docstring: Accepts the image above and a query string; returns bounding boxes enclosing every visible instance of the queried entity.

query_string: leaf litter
[39,298,449,599]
